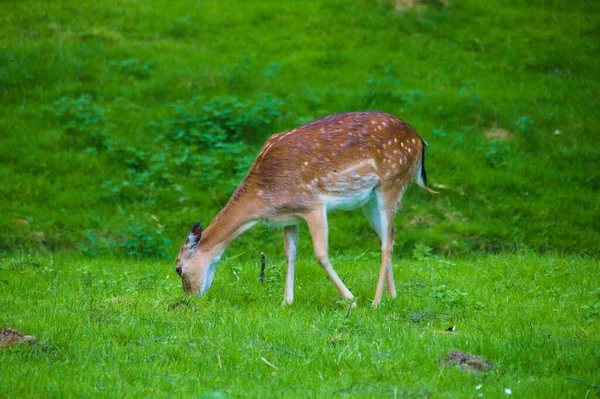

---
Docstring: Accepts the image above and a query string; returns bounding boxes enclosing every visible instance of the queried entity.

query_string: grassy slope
[1,1,599,397]
[0,0,598,257]
[1,253,598,397]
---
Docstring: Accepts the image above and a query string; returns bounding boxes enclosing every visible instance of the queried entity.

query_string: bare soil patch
[393,0,448,10]
[443,350,493,372]
[0,329,38,348]
[484,128,513,141]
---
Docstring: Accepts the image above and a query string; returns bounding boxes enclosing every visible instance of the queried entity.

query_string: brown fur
[239,111,422,211]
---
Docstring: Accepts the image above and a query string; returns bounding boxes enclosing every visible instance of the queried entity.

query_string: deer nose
[176,266,182,275]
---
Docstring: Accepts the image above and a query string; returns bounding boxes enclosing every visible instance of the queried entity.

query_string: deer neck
[199,193,261,257]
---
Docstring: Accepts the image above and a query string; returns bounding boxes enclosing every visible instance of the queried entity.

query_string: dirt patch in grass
[409,215,436,227]
[0,329,38,348]
[443,350,493,372]
[484,128,513,141]
[393,0,448,10]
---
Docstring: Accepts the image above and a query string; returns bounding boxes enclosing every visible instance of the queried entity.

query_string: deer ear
[186,221,202,248]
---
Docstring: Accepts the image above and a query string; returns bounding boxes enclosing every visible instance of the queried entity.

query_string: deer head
[175,222,220,295]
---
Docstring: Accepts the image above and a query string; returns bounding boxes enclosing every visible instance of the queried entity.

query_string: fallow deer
[175,111,436,307]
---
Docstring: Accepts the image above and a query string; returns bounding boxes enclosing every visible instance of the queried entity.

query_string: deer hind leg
[283,224,299,305]
[303,206,354,302]
[383,226,396,298]
[365,186,403,307]
[362,195,397,301]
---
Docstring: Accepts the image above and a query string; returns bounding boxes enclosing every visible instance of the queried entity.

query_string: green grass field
[2,253,599,397]
[1,0,599,397]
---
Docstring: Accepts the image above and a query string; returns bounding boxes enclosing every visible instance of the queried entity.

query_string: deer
[175,111,436,307]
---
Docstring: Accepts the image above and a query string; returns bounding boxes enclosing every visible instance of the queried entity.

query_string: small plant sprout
[413,243,433,261]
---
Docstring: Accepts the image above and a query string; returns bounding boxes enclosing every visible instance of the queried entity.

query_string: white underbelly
[320,188,375,212]
[319,164,380,212]
[266,214,302,227]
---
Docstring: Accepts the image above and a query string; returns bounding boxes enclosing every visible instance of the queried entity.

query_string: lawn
[1,253,599,397]
[1,0,599,397]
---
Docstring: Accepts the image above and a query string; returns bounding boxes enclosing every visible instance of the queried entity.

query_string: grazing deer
[175,111,436,306]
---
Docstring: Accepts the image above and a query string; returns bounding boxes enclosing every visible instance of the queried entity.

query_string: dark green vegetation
[1,0,598,257]
[1,0,599,397]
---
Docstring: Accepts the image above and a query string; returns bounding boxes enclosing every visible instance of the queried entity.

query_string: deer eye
[175,266,182,276]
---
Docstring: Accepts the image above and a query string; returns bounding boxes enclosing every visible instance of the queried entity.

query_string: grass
[1,0,598,257]
[1,252,598,397]
[1,0,599,397]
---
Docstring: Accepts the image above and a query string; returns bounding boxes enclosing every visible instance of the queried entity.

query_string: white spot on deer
[401,142,405,147]
[412,138,416,143]
[260,142,274,157]
[304,161,309,166]
[382,121,388,127]
[277,131,292,141]
[333,159,377,177]
[408,148,412,153]
[393,137,398,143]
[377,125,383,131]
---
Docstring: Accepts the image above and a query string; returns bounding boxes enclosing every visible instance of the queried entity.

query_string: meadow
[2,252,599,397]
[1,0,599,397]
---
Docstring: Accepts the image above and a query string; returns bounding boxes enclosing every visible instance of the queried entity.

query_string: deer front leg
[283,224,299,304]
[303,206,355,302]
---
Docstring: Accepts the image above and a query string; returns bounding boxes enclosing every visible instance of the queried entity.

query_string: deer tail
[417,139,438,195]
